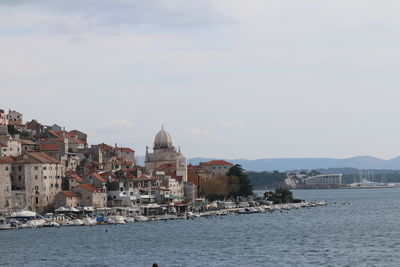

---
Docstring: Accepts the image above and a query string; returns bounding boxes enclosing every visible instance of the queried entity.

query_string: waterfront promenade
[0,200,327,230]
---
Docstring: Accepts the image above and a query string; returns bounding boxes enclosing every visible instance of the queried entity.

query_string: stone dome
[154,126,173,149]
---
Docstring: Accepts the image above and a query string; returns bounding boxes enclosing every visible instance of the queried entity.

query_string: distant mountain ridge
[136,155,400,171]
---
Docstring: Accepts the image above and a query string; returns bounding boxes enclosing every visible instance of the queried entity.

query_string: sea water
[1,188,400,267]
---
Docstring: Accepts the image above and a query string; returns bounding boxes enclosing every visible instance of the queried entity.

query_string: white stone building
[7,110,23,126]
[0,156,13,210]
[303,174,343,185]
[12,152,64,212]
[0,136,21,157]
[145,126,187,181]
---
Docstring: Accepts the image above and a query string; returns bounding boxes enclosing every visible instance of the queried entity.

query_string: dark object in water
[152,263,158,267]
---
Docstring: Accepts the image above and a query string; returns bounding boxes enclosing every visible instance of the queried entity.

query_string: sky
[2,0,400,160]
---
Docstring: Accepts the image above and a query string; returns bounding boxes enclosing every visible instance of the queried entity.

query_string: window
[5,166,8,171]
[43,167,47,170]
[35,197,39,204]
[44,176,47,179]
[18,166,21,171]
[35,175,38,180]
[18,176,21,181]
[120,187,124,192]
[34,166,38,170]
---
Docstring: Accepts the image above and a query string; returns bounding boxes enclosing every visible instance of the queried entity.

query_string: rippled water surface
[2,188,400,267]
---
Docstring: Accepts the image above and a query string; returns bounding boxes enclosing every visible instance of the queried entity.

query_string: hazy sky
[2,1,400,159]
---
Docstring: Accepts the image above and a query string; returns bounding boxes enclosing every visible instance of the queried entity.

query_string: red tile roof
[0,156,14,164]
[40,143,60,151]
[21,140,37,145]
[98,143,114,151]
[119,147,135,153]
[79,184,98,192]
[76,139,85,145]
[47,130,63,138]
[201,160,233,166]
[29,152,60,164]
[124,172,136,179]
[91,172,107,183]
[69,173,84,183]
[61,191,78,197]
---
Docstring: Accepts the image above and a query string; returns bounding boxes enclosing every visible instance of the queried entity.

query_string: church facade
[145,126,187,181]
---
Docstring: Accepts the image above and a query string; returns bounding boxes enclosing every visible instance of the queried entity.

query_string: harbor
[0,200,328,230]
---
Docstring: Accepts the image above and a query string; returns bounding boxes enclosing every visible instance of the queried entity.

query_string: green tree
[7,125,20,136]
[227,164,253,197]
[264,188,303,204]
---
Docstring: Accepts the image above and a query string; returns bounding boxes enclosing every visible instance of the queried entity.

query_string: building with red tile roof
[200,160,234,177]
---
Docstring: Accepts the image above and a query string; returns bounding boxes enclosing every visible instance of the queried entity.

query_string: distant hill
[189,156,400,171]
[136,155,400,172]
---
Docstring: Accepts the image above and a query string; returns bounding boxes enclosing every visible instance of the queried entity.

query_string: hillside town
[0,108,239,215]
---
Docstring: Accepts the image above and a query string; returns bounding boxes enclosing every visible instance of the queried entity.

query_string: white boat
[0,217,11,230]
[11,210,36,218]
[106,215,126,224]
[22,219,45,229]
[43,221,60,227]
[133,215,149,222]
[64,219,84,226]
[124,217,135,223]
[237,208,247,214]
[83,217,97,226]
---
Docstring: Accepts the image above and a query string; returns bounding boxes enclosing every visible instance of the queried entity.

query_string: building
[26,119,44,138]
[85,172,107,190]
[0,109,8,126]
[68,130,87,144]
[0,109,8,136]
[21,139,38,152]
[75,184,107,208]
[12,152,64,212]
[0,156,13,210]
[115,147,135,163]
[303,174,343,186]
[199,160,234,177]
[107,169,141,206]
[62,172,84,190]
[145,126,187,181]
[0,136,21,157]
[7,110,23,126]
[54,191,80,209]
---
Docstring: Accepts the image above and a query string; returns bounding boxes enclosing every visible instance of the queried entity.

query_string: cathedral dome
[154,126,173,149]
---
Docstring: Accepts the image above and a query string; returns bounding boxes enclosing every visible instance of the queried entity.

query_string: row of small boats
[0,201,328,230]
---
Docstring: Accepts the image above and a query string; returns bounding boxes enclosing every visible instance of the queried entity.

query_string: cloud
[95,120,135,135]
[0,0,234,34]
[191,128,213,136]
[220,120,243,127]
